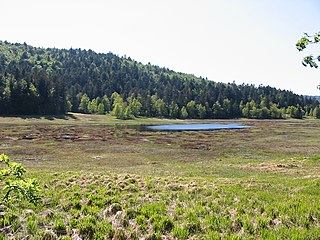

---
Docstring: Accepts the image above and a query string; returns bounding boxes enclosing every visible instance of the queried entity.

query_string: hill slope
[0,41,318,118]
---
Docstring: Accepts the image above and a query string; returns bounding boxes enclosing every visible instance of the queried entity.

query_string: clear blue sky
[1,0,319,95]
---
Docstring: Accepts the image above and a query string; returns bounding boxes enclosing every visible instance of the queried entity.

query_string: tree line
[76,92,320,120]
[0,41,319,119]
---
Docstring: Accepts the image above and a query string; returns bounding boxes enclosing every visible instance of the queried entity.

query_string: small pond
[143,123,251,131]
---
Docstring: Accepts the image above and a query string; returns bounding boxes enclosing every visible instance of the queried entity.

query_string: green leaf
[9,162,26,178]
[0,154,10,164]
[296,37,310,51]
[0,154,41,206]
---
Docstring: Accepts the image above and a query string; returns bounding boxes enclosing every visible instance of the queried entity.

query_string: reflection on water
[143,123,251,131]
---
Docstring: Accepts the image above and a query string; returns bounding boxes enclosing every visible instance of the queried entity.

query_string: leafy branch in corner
[296,32,320,68]
[0,154,40,206]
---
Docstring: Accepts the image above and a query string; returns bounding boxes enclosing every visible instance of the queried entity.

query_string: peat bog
[0,114,320,239]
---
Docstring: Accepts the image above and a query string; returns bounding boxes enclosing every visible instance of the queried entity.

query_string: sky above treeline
[1,0,320,95]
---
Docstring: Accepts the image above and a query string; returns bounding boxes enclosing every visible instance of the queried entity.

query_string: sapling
[0,154,40,206]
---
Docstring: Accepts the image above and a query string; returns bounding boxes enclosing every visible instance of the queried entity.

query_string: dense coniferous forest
[0,41,319,119]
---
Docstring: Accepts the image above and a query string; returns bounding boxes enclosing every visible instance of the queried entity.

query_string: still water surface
[144,123,251,131]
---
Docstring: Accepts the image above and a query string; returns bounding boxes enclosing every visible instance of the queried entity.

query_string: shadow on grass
[0,113,78,121]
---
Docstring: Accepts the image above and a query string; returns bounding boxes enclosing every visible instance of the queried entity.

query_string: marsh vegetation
[0,114,320,239]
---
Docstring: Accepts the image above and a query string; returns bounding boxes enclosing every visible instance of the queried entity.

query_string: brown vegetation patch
[238,162,305,174]
[180,142,210,150]
[1,118,320,176]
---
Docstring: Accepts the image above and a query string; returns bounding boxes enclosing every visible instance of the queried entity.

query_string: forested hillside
[0,41,319,119]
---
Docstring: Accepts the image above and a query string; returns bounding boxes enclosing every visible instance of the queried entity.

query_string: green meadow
[0,114,320,239]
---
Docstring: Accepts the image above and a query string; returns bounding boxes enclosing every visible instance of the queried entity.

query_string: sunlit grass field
[0,113,320,239]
